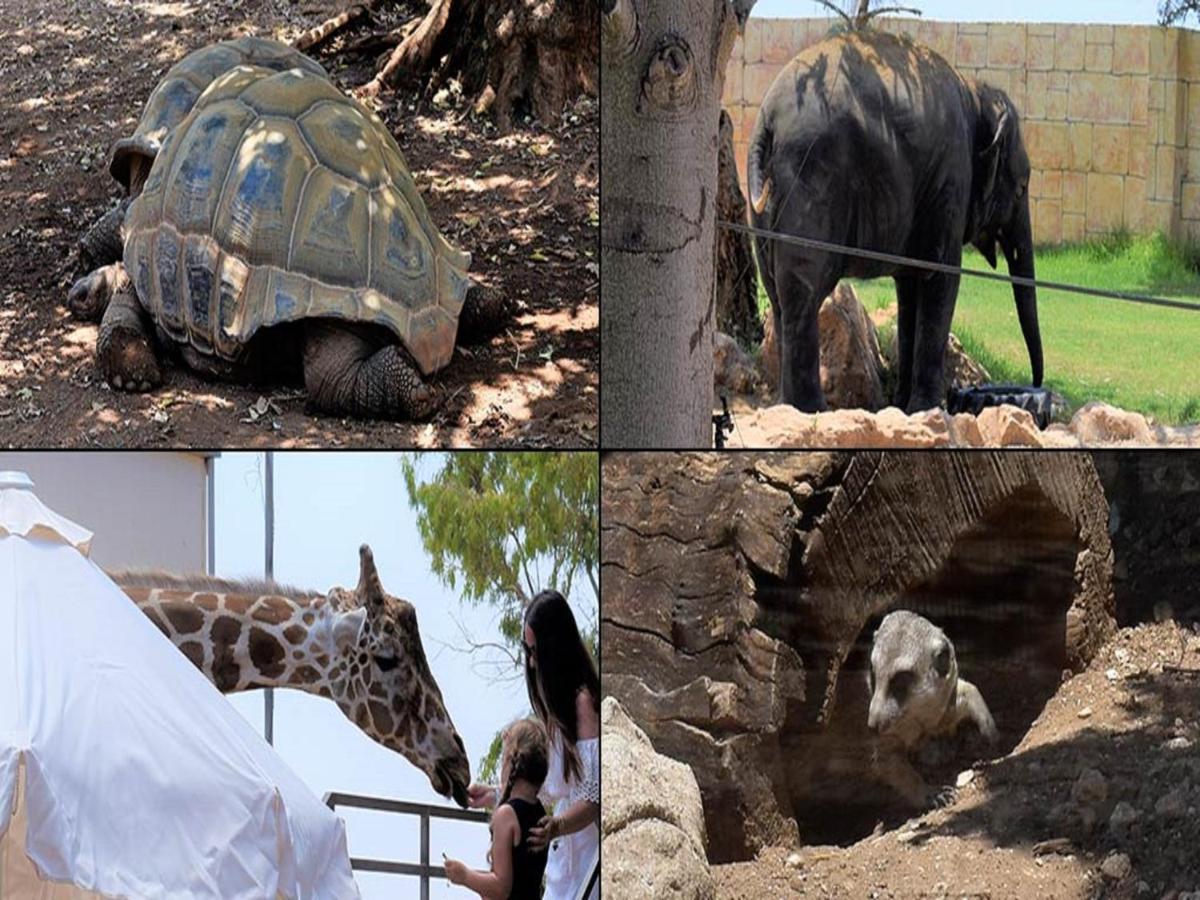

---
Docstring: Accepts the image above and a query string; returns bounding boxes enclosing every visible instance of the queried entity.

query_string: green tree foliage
[819,0,921,31]
[400,452,599,781]
[1160,1,1200,24]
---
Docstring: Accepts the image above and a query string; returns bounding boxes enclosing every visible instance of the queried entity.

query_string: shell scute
[126,64,471,374]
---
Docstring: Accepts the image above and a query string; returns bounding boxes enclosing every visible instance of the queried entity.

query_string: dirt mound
[711,620,1200,899]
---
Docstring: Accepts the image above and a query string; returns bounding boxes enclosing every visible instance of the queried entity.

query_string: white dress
[539,731,599,900]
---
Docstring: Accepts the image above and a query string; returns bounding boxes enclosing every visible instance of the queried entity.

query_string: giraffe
[113,543,472,807]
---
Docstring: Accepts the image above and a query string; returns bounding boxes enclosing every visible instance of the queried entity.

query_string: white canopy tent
[0,473,360,900]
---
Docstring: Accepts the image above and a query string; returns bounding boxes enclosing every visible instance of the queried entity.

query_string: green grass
[756,232,1200,424]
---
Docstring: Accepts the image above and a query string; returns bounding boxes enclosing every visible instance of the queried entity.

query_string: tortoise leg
[78,198,131,273]
[303,322,438,420]
[457,283,512,341]
[67,262,128,321]
[97,279,162,392]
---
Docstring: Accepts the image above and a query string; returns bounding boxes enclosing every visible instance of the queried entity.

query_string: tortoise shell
[123,65,472,375]
[110,37,327,192]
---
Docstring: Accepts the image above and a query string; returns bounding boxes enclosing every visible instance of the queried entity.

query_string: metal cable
[719,219,1200,314]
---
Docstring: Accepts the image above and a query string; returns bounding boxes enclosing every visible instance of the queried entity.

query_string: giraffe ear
[332,607,367,652]
[357,543,385,605]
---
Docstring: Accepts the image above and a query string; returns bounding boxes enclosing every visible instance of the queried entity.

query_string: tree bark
[359,0,597,133]
[715,107,762,347]
[600,0,754,447]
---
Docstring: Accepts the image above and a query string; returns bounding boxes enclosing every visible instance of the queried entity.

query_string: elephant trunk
[1000,200,1044,387]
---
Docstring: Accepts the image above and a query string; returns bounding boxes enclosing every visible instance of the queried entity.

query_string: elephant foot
[904,396,943,416]
[785,392,829,414]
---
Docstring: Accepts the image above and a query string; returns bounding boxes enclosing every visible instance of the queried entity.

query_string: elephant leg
[892,275,920,410]
[774,248,837,413]
[97,278,163,392]
[908,270,960,413]
[303,322,438,421]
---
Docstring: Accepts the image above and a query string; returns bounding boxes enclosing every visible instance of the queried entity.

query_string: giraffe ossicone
[115,542,472,808]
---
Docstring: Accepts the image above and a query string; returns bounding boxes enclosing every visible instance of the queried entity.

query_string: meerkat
[865,610,998,807]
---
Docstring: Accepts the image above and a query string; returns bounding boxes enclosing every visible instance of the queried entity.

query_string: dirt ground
[712,620,1200,899]
[0,0,597,447]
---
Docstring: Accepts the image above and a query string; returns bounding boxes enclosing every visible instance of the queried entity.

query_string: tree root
[356,0,597,132]
[293,1,375,52]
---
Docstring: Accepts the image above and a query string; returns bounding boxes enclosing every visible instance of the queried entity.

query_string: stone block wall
[724,18,1200,244]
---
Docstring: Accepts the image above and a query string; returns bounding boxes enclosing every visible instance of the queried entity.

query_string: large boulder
[883,330,992,399]
[713,331,760,396]
[602,697,714,899]
[602,452,1115,858]
[761,283,885,409]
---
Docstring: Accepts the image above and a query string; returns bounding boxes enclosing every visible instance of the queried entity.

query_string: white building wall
[0,452,211,571]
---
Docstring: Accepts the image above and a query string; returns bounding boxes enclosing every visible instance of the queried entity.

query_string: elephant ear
[979,97,1011,207]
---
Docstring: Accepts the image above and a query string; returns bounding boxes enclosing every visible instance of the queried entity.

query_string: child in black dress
[444,718,549,900]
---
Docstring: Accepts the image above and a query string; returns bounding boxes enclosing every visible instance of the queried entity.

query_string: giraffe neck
[119,577,340,697]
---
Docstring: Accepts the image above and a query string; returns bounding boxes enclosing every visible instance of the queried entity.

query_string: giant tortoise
[79,37,329,272]
[70,62,474,420]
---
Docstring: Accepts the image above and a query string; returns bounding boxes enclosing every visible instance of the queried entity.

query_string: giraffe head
[327,545,471,807]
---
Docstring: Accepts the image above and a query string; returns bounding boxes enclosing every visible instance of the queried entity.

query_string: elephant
[747,30,1043,414]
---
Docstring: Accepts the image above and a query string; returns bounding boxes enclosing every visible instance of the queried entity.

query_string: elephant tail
[747,118,773,216]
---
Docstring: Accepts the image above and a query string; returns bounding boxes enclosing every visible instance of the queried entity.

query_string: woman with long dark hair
[468,590,599,900]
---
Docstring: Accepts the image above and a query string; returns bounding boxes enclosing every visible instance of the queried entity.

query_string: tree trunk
[600,0,754,447]
[602,451,1114,859]
[715,107,762,348]
[360,0,597,133]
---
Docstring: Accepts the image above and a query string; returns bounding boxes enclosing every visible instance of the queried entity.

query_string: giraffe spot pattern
[283,623,307,645]
[178,640,205,670]
[249,625,287,679]
[368,701,393,734]
[292,650,304,661]
[194,592,221,611]
[143,605,171,636]
[294,665,322,684]
[302,612,315,625]
[221,594,253,615]
[163,602,205,635]
[251,595,293,625]
[210,615,242,691]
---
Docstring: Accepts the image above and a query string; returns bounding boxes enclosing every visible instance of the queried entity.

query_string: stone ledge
[727,401,1200,448]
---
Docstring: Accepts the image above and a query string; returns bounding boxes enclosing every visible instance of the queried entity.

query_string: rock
[1154,787,1187,817]
[603,452,1115,859]
[943,333,991,390]
[759,283,885,410]
[818,283,885,411]
[1070,402,1156,445]
[1109,800,1139,835]
[713,332,760,396]
[601,697,715,899]
[785,852,803,870]
[1078,706,1093,719]
[1100,852,1132,880]
[956,769,976,788]
[1071,768,1108,806]
[884,330,990,397]
[727,397,1200,448]
[975,405,1041,447]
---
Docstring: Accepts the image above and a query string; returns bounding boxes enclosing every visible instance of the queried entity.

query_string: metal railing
[324,792,490,900]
